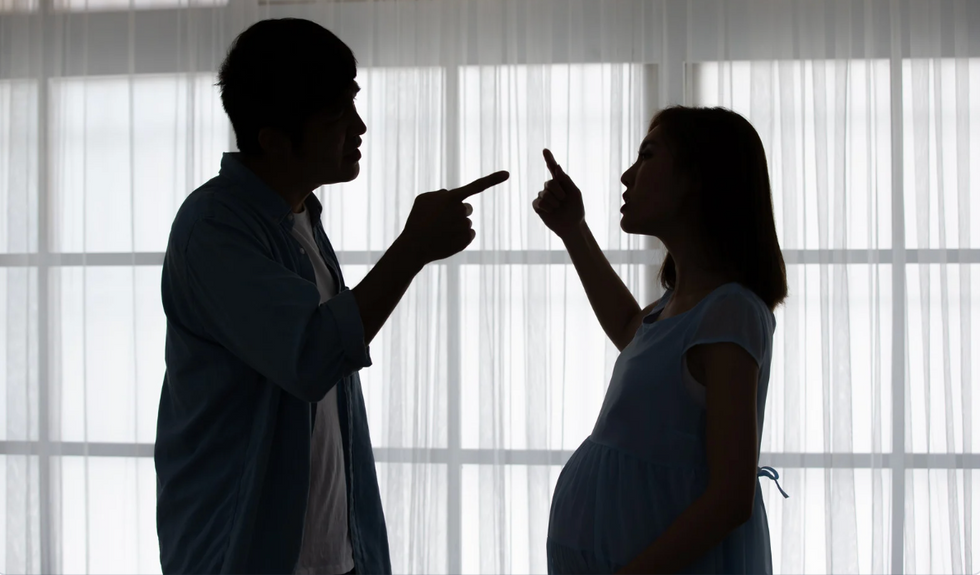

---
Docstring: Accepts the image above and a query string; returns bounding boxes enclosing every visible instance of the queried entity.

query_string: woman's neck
[663,236,730,299]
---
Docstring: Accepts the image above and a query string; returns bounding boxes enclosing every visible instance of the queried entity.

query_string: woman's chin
[619,214,635,234]
[621,213,659,236]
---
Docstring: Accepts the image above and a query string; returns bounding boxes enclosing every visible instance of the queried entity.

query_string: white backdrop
[1,1,977,573]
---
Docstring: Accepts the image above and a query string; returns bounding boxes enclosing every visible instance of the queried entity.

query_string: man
[154,18,507,574]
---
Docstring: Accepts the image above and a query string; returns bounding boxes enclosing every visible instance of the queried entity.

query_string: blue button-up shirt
[155,153,391,574]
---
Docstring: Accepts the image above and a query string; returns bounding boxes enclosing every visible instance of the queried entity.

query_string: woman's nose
[620,166,634,187]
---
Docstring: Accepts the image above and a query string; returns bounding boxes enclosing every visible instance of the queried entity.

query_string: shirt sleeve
[682,288,773,367]
[174,214,372,402]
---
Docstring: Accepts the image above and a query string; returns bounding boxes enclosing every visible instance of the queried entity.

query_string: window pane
[461,464,562,575]
[50,74,227,253]
[905,469,979,574]
[352,263,449,449]
[763,468,892,575]
[902,59,980,249]
[764,263,893,454]
[0,266,39,442]
[377,462,447,575]
[459,64,646,251]
[53,266,164,443]
[60,456,159,574]
[0,455,41,574]
[460,263,645,451]
[691,60,893,251]
[906,264,979,453]
[0,80,38,254]
[316,67,445,253]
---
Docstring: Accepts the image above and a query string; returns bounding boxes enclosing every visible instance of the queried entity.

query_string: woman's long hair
[651,106,787,310]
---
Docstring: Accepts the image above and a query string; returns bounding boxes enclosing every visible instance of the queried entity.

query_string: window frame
[2,1,980,574]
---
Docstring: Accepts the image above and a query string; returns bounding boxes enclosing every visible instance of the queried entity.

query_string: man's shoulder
[167,175,253,252]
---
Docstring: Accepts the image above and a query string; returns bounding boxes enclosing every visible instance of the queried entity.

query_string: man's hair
[651,106,788,310]
[217,18,357,155]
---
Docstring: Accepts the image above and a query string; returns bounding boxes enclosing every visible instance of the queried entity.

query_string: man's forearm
[351,237,425,345]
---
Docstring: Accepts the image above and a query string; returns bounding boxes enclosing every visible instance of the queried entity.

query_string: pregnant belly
[548,437,709,566]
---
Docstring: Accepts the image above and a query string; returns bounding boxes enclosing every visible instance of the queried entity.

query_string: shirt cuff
[324,287,373,369]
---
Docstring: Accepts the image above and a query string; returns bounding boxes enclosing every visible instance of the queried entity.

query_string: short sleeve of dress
[682,286,774,367]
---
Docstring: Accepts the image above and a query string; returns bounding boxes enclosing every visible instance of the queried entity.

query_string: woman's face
[619,125,692,236]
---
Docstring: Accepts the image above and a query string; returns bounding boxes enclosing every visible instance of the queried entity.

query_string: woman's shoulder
[696,282,776,332]
[710,282,773,312]
[678,283,776,368]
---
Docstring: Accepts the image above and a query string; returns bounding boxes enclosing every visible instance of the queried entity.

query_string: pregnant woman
[533,106,788,574]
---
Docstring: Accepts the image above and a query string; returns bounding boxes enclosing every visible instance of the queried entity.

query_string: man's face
[291,82,366,187]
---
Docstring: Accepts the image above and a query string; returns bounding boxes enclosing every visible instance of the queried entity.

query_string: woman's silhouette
[535,106,788,574]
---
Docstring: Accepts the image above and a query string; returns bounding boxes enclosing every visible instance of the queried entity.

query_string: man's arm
[350,236,422,345]
[352,170,510,345]
[179,215,371,403]
[177,171,509,402]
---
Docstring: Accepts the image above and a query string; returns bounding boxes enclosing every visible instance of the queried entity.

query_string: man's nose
[354,111,367,135]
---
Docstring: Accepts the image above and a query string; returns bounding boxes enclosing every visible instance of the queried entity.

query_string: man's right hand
[354,170,508,345]
[398,170,510,265]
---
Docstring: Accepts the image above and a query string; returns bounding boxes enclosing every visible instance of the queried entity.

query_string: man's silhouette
[154,18,507,574]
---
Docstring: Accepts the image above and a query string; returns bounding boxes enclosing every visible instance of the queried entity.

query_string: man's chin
[320,164,360,185]
[342,162,360,181]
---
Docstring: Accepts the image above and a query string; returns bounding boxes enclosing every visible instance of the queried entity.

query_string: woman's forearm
[561,221,642,351]
[617,489,749,574]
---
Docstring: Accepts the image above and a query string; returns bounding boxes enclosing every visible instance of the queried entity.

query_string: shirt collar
[219,152,325,225]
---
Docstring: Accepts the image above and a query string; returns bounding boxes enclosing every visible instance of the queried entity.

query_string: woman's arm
[533,149,651,351]
[560,222,656,350]
[617,342,761,574]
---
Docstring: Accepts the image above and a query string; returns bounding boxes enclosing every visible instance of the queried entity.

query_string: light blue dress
[547,283,781,574]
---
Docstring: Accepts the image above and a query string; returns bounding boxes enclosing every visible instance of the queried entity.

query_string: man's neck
[238,152,312,213]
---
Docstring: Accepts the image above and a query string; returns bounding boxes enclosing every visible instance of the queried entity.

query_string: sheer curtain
[1,1,976,574]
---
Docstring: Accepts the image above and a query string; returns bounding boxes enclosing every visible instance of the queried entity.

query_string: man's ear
[257,127,292,157]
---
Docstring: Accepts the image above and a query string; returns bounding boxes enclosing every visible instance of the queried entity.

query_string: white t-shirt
[290,207,354,575]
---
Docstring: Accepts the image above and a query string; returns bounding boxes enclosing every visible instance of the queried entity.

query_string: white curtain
[1,1,976,574]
